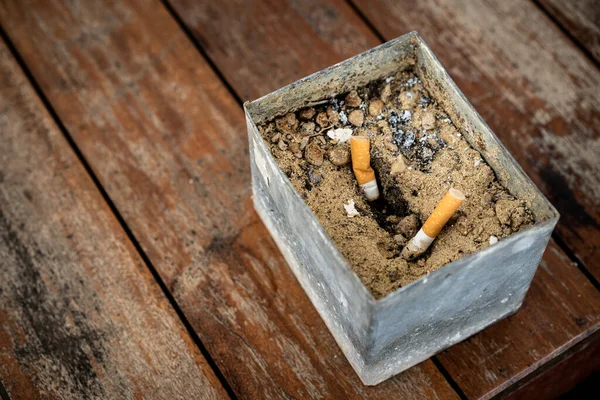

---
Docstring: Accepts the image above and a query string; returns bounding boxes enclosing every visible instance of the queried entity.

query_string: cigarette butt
[422,188,465,237]
[350,136,380,201]
[401,188,465,260]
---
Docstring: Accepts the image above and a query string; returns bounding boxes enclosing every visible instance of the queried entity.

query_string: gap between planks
[533,0,600,70]
[0,25,238,400]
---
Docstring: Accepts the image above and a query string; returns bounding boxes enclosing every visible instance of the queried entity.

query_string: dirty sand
[258,69,534,299]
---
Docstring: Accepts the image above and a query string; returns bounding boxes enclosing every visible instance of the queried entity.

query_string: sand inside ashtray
[258,69,535,299]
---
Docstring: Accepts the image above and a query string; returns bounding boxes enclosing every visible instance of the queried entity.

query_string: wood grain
[0,0,458,398]
[537,0,600,64]
[505,329,600,399]
[352,0,600,283]
[168,0,380,100]
[163,0,600,397]
[0,41,226,399]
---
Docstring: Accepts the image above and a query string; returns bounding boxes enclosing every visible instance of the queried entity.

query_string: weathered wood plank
[168,0,380,100]
[0,0,458,398]
[505,329,600,399]
[164,0,600,397]
[0,41,226,399]
[537,0,600,64]
[436,243,600,398]
[352,0,600,283]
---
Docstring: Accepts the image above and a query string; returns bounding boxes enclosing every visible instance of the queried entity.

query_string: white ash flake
[343,199,360,217]
[406,76,420,87]
[327,128,353,143]
[474,159,481,167]
[400,109,412,123]
[385,76,394,83]
[489,236,499,245]
[338,111,348,125]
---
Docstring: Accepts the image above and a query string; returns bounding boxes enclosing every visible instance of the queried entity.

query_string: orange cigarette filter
[422,188,465,237]
[401,188,465,260]
[350,136,375,185]
[350,136,380,201]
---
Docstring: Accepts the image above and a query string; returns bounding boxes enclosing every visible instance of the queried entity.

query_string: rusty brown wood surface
[0,0,458,398]
[537,0,600,64]
[0,40,227,399]
[505,329,600,399]
[1,0,599,398]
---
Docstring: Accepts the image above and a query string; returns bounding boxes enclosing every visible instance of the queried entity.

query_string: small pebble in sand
[396,215,419,238]
[345,90,362,107]
[348,110,364,126]
[326,107,338,125]
[275,112,298,134]
[300,121,316,136]
[290,142,302,158]
[300,136,309,150]
[305,142,324,166]
[308,169,322,185]
[421,111,436,130]
[489,236,499,245]
[277,139,288,151]
[380,83,392,103]
[343,199,360,217]
[368,99,384,117]
[329,146,351,166]
[316,112,329,127]
[299,107,316,120]
[390,156,406,175]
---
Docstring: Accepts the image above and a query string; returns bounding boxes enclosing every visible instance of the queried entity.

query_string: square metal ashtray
[244,32,559,385]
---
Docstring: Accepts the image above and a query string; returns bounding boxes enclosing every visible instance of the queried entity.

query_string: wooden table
[1,1,599,398]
